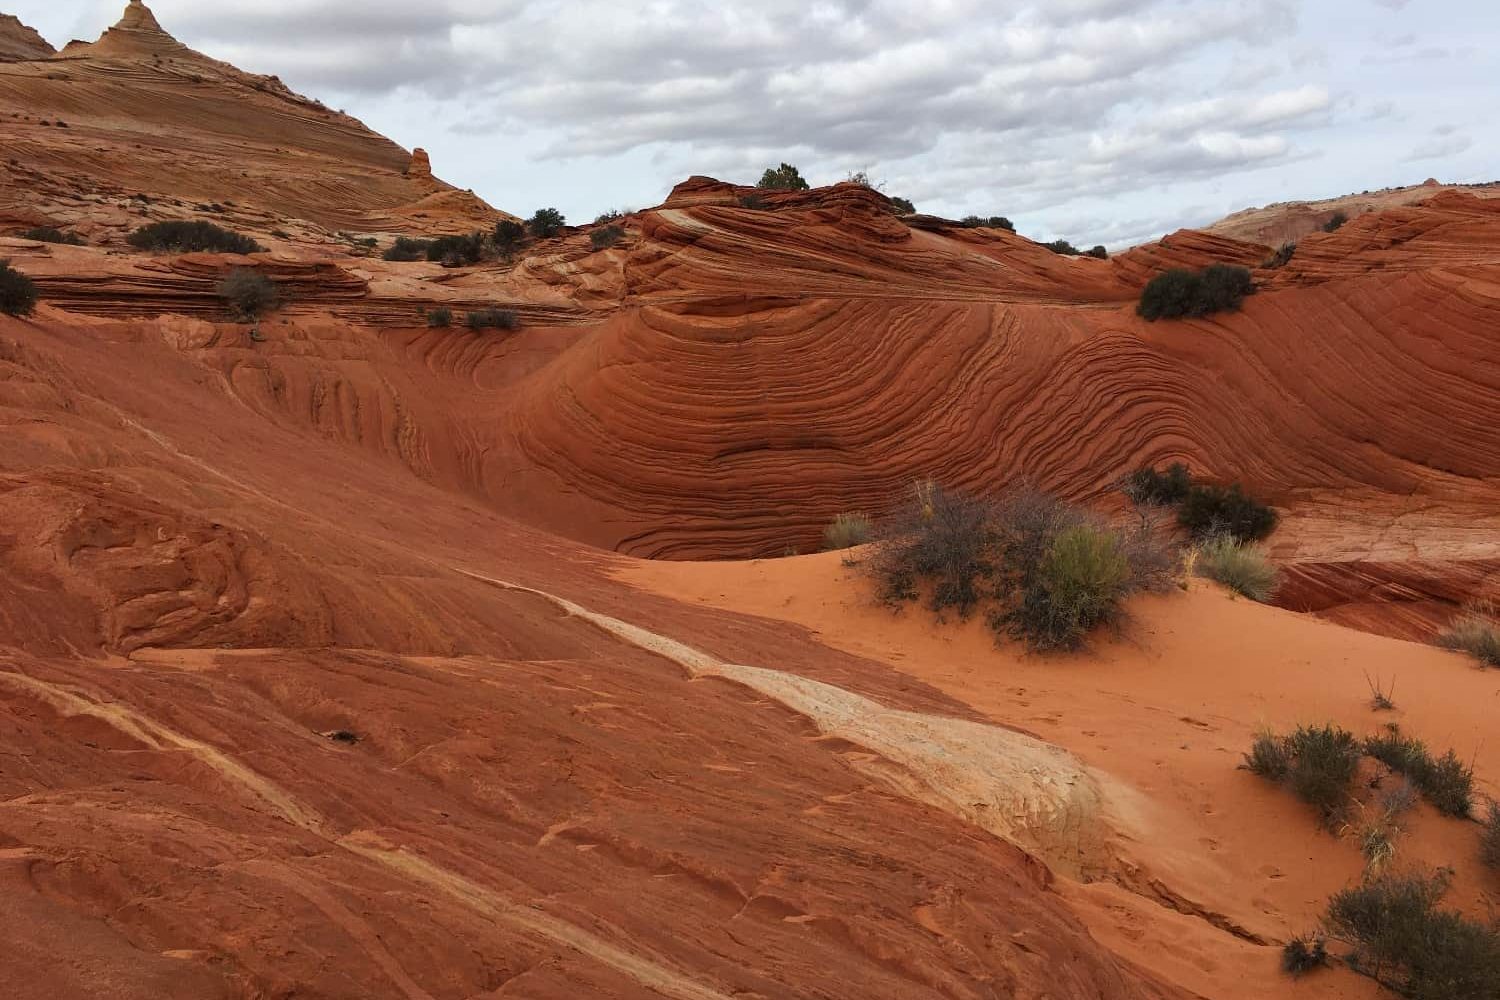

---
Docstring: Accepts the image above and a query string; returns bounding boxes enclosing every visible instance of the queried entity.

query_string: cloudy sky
[12,0,1497,246]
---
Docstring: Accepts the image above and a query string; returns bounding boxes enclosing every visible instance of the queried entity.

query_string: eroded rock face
[0,14,53,61]
[406,146,434,182]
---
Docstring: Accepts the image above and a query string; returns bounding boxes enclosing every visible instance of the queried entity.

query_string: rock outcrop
[0,13,52,61]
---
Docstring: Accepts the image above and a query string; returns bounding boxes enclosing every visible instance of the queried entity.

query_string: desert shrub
[890,196,915,214]
[738,194,770,210]
[871,482,1158,651]
[1323,211,1349,234]
[127,220,263,255]
[1283,934,1328,977]
[1324,869,1500,999]
[1137,264,1254,321]
[1085,245,1108,259]
[1437,603,1500,667]
[383,236,431,262]
[528,208,567,238]
[426,307,452,328]
[757,163,810,191]
[593,209,624,224]
[1123,463,1193,506]
[269,228,291,239]
[872,483,996,618]
[1248,724,1362,824]
[1178,482,1277,541]
[959,216,1014,231]
[1197,535,1279,602]
[1246,730,1292,780]
[493,219,527,258]
[590,224,625,251]
[426,232,486,266]
[21,226,84,245]
[823,513,873,552]
[1004,522,1131,651]
[216,268,278,320]
[1044,239,1079,255]
[1364,728,1473,818]
[0,260,39,317]
[464,308,519,331]
[1481,803,1500,870]
[1264,241,1297,268]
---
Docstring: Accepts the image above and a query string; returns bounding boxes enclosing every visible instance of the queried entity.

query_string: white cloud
[6,0,1498,247]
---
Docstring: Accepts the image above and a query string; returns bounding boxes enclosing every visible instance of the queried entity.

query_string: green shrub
[1178,482,1277,541]
[593,209,625,224]
[872,483,996,618]
[1137,264,1254,321]
[959,215,1015,231]
[1324,869,1500,999]
[464,308,519,331]
[1123,463,1193,506]
[1247,724,1362,825]
[21,226,84,245]
[738,194,770,210]
[493,219,527,257]
[756,163,809,191]
[1323,211,1349,234]
[1085,245,1108,260]
[216,268,278,320]
[1044,240,1079,255]
[1005,522,1131,651]
[824,513,873,551]
[1482,803,1500,870]
[1437,603,1500,667]
[527,208,566,238]
[383,236,431,262]
[1365,728,1474,819]
[426,232,486,266]
[1282,935,1328,977]
[127,220,264,255]
[890,196,915,214]
[590,224,625,251]
[870,483,1161,651]
[0,259,39,317]
[426,307,452,328]
[1197,536,1279,602]
[1246,730,1292,780]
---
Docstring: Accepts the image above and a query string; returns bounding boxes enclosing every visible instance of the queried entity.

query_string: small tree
[383,237,431,262]
[425,232,486,266]
[0,260,39,317]
[493,219,526,258]
[216,268,278,320]
[528,208,566,238]
[757,163,810,191]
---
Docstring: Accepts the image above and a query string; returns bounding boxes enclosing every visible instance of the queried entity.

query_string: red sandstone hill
[0,1,504,244]
[2,5,1499,999]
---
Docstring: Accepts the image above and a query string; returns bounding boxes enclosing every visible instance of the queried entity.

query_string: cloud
[1405,131,1473,162]
[12,0,1496,247]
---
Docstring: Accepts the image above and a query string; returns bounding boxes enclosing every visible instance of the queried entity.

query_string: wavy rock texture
[0,302,1196,1000]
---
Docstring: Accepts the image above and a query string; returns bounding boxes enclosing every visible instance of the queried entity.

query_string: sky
[10,0,1498,247]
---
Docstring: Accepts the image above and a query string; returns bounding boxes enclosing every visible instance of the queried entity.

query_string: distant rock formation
[62,0,191,59]
[0,14,54,61]
[407,148,434,182]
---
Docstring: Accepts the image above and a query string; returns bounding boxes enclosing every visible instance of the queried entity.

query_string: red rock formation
[0,13,52,61]
[0,1,504,238]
